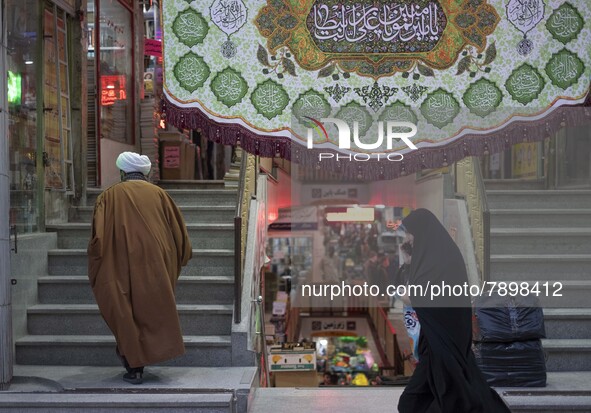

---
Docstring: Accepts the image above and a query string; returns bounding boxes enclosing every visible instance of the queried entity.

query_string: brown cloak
[88,180,192,368]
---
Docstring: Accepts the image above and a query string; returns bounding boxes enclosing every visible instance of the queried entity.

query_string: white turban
[116,152,152,176]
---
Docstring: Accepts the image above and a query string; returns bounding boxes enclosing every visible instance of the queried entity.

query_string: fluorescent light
[25,60,33,65]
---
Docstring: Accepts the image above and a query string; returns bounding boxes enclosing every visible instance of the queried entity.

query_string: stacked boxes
[159,132,196,180]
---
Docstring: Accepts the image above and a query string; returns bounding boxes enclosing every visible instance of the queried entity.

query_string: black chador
[398,209,511,413]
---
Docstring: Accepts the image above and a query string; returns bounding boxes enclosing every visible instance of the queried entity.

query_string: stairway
[14,180,243,368]
[486,185,591,372]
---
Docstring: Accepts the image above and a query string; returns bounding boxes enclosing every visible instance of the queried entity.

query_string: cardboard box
[273,370,319,387]
[184,143,196,180]
[159,133,185,180]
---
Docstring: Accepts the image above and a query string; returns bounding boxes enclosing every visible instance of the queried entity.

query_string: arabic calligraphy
[548,54,578,83]
[210,0,248,36]
[306,0,447,53]
[505,64,545,105]
[548,8,578,37]
[421,90,460,128]
[545,49,584,90]
[463,79,502,117]
[311,187,358,199]
[546,3,583,44]
[506,0,545,34]
[510,73,540,98]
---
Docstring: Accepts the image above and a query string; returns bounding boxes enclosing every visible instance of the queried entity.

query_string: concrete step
[490,254,591,281]
[38,276,234,305]
[484,178,545,190]
[47,223,235,250]
[48,249,234,277]
[166,189,237,207]
[27,304,233,336]
[503,394,591,412]
[8,365,257,413]
[532,281,591,308]
[490,209,591,229]
[157,179,226,189]
[84,189,102,206]
[544,309,591,340]
[84,188,237,207]
[0,393,233,413]
[69,205,236,224]
[15,335,232,366]
[486,190,591,210]
[490,228,591,255]
[542,339,591,372]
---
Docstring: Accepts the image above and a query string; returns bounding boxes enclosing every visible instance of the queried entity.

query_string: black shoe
[122,371,143,385]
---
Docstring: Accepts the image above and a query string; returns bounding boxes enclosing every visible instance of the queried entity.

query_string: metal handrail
[234,154,248,324]
[474,159,491,281]
[253,295,270,386]
[455,157,490,282]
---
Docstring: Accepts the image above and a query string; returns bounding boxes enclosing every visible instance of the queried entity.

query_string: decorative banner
[161,0,591,179]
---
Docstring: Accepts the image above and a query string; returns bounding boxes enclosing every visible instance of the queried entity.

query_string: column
[0,0,14,390]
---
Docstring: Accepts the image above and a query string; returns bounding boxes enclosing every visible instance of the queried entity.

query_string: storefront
[480,128,591,188]
[7,0,79,232]
[86,0,141,187]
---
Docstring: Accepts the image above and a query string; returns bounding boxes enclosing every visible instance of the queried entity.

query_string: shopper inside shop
[396,209,511,413]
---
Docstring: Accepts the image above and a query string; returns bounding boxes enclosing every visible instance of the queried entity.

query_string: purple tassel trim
[160,94,591,180]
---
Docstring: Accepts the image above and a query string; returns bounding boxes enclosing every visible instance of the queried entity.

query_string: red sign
[100,75,127,106]
[144,38,162,58]
[164,146,180,168]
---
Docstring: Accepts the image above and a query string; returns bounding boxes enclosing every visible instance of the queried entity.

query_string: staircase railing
[239,174,268,383]
[455,157,490,282]
[234,153,257,323]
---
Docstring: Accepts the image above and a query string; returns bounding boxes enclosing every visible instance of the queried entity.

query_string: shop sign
[268,206,318,231]
[163,146,181,168]
[312,320,356,332]
[512,142,538,179]
[144,38,162,57]
[269,351,316,371]
[100,75,127,106]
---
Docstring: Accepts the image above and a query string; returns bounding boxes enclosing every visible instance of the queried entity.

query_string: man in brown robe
[88,152,192,384]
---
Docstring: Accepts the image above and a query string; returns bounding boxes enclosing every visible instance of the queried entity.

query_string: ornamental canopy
[161,0,591,178]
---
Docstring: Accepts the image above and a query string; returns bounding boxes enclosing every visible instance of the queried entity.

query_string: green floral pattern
[463,78,503,117]
[210,67,249,107]
[379,101,418,125]
[292,90,331,124]
[250,79,289,119]
[421,89,460,128]
[546,3,584,44]
[335,101,373,138]
[172,8,209,47]
[545,48,585,90]
[162,0,591,152]
[173,52,210,92]
[505,64,545,105]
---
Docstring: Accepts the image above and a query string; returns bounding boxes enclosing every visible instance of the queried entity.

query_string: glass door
[43,2,73,191]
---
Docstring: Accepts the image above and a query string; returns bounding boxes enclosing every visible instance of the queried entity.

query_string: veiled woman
[397,209,511,413]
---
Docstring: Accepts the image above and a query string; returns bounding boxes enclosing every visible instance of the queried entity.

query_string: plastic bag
[403,304,421,362]
[473,340,547,387]
[473,293,545,342]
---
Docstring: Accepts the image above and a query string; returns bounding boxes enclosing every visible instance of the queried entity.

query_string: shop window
[7,0,41,232]
[93,0,134,144]
[43,2,74,190]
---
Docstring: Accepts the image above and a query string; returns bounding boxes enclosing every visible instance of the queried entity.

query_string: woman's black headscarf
[398,209,511,413]
[401,208,470,308]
